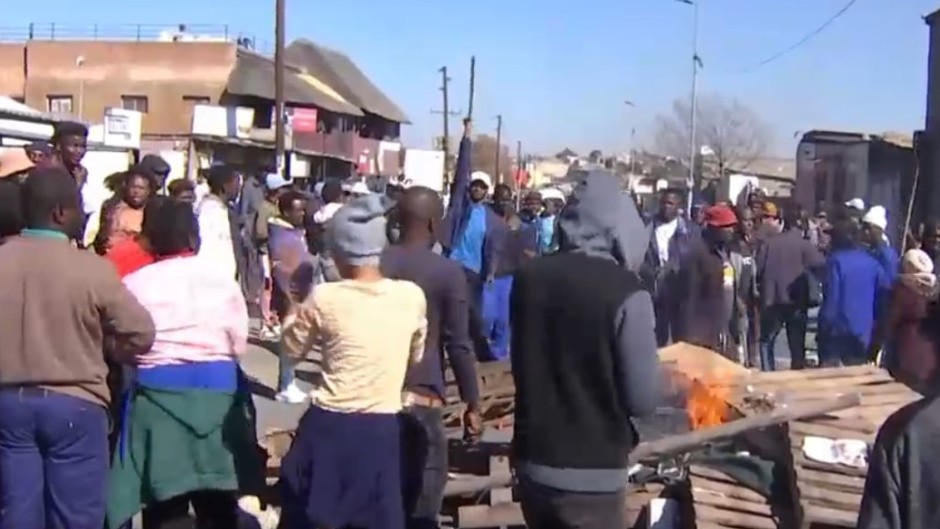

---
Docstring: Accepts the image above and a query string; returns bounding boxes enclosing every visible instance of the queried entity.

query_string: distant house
[726,157,796,198]
[285,39,409,175]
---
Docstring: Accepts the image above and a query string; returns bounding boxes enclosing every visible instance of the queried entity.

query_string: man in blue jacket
[442,118,506,361]
[818,218,890,367]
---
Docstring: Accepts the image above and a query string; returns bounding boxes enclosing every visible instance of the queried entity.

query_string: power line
[733,0,861,74]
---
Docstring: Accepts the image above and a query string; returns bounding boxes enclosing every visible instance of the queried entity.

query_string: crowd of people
[643,188,940,391]
[1,115,939,529]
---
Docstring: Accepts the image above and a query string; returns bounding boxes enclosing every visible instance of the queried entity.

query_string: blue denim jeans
[278,345,298,392]
[481,276,513,361]
[0,388,109,529]
[759,304,808,371]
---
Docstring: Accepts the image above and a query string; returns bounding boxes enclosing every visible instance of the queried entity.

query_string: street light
[675,0,700,211]
[624,100,637,175]
[75,55,85,120]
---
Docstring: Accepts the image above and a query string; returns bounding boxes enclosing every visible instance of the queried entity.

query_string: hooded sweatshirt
[511,170,661,493]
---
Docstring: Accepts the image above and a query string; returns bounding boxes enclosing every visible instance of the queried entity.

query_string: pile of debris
[259,342,921,529]
[436,343,921,529]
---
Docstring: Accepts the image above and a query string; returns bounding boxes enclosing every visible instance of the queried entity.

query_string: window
[47,95,73,114]
[121,95,149,113]
[182,95,210,106]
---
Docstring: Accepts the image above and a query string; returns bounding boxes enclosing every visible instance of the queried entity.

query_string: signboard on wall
[289,108,318,133]
[191,104,255,139]
[102,107,142,149]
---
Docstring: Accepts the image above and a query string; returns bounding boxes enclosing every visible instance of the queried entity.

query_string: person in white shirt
[641,188,695,346]
[196,166,242,281]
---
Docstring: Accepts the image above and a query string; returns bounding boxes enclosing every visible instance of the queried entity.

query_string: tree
[471,134,514,186]
[652,94,772,178]
[588,149,603,164]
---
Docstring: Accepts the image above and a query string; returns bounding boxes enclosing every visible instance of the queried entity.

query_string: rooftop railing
[0,23,275,53]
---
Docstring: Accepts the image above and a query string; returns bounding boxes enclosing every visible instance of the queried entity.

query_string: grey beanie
[327,194,389,266]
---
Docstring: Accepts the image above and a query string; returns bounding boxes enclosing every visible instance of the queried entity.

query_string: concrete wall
[0,40,237,135]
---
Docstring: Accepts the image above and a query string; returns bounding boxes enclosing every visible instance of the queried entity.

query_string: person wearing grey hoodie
[509,170,661,529]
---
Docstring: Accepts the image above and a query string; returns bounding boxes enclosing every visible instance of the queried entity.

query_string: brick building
[0,25,408,176]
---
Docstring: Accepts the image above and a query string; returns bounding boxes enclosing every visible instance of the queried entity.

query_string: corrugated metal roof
[0,96,63,123]
[285,39,409,124]
[225,50,363,116]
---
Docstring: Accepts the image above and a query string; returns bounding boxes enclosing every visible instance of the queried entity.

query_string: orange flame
[685,379,731,430]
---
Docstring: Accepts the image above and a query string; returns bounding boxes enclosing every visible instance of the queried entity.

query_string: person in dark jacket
[857,395,940,529]
[479,184,536,361]
[679,204,740,354]
[755,207,824,370]
[380,186,482,529]
[510,170,659,529]
[641,188,694,346]
[441,118,506,360]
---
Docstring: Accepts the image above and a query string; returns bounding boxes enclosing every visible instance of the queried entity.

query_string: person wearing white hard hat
[536,188,565,254]
[862,205,899,284]
[442,118,507,361]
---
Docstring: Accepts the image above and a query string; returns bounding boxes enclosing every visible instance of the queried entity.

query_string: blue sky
[5,0,938,156]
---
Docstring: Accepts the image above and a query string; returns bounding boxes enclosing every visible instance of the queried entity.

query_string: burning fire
[685,379,731,430]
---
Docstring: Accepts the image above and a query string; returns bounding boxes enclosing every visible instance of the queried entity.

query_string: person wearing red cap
[679,204,741,356]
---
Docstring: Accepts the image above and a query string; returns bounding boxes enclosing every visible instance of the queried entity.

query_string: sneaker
[260,325,280,341]
[275,383,308,404]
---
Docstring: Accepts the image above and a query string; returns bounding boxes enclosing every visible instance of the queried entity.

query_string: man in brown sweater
[0,166,155,529]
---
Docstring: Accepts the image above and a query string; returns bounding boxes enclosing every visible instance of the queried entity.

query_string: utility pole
[494,114,503,184]
[516,139,523,192]
[274,0,287,177]
[676,0,701,211]
[438,66,452,176]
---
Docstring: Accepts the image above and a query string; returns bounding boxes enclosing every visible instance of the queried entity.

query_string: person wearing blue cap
[254,173,292,342]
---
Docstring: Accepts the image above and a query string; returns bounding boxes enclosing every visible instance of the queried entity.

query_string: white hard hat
[348,181,371,196]
[539,187,566,202]
[470,171,492,189]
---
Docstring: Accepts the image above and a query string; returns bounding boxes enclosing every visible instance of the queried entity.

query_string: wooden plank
[797,482,861,510]
[791,453,868,478]
[789,421,877,441]
[735,365,883,382]
[691,489,772,516]
[802,502,859,527]
[456,503,524,529]
[689,476,769,504]
[692,504,778,529]
[793,467,867,491]
[658,342,749,384]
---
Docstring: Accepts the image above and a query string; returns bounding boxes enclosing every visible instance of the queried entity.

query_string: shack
[794,130,917,246]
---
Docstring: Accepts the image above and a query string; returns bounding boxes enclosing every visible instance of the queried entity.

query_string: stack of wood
[727,366,920,528]
[687,465,780,529]
[443,361,514,429]
[667,345,920,529]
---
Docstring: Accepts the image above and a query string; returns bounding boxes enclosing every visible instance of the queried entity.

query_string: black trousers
[400,406,448,529]
[141,490,237,529]
[462,268,492,361]
[517,476,628,529]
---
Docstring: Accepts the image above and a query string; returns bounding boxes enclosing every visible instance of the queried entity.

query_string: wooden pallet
[444,360,514,429]
[688,465,781,529]
[726,365,920,528]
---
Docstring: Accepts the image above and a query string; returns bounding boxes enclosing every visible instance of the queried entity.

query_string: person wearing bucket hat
[679,204,740,355]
